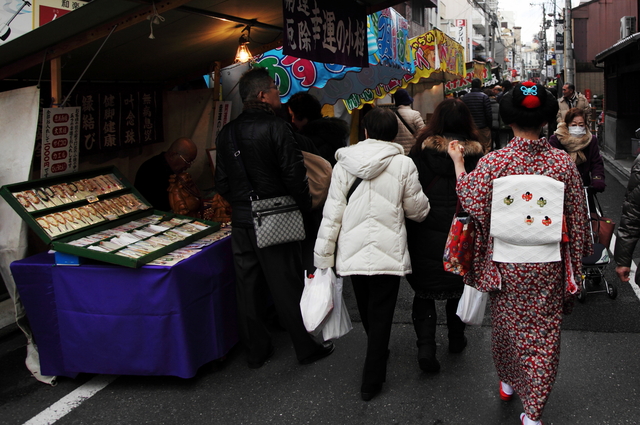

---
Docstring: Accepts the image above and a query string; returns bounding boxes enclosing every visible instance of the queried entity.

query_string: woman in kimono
[447,82,591,425]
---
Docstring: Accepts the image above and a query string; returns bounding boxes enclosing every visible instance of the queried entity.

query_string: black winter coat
[300,117,349,166]
[461,88,492,130]
[214,108,311,227]
[406,134,484,295]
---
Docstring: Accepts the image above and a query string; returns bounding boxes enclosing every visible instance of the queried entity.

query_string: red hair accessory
[519,82,541,109]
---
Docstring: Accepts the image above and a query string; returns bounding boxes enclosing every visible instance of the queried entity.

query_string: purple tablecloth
[11,237,238,378]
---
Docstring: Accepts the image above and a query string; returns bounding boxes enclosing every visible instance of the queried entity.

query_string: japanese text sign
[41,107,80,177]
[367,8,414,73]
[282,0,368,67]
[71,84,163,155]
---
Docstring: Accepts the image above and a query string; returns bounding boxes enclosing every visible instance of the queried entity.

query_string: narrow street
[1,165,639,425]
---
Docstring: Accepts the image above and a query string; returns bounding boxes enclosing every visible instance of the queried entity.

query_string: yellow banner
[343,29,465,111]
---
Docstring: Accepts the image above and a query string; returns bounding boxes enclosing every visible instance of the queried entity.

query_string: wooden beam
[212,61,221,101]
[50,57,62,108]
[0,0,194,80]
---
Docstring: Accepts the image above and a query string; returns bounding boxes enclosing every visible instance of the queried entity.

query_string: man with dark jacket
[215,68,334,369]
[615,129,640,285]
[461,78,493,153]
[287,92,349,166]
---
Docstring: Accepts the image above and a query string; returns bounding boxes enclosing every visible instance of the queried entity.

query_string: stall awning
[310,29,466,111]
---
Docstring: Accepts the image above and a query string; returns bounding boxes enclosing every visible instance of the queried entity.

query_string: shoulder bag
[229,125,305,248]
[393,108,415,135]
[443,201,475,276]
[301,150,332,210]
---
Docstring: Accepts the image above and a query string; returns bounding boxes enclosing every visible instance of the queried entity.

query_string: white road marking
[23,375,117,425]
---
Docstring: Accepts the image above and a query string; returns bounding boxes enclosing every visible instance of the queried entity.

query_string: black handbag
[229,125,305,248]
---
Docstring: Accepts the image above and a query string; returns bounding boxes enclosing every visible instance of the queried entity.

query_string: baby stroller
[577,188,617,302]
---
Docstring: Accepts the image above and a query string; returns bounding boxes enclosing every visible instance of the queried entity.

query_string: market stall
[11,234,236,378]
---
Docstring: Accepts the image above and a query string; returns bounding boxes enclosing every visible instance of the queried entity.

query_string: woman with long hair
[448,83,590,425]
[406,99,484,373]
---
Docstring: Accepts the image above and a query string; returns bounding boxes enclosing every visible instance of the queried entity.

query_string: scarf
[553,122,591,165]
[243,100,275,115]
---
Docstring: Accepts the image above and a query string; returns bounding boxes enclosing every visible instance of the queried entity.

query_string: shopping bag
[300,268,334,334]
[590,213,615,249]
[443,212,476,276]
[456,285,488,325]
[322,274,353,340]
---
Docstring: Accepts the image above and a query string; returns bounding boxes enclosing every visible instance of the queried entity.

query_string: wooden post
[212,61,221,101]
[51,57,62,108]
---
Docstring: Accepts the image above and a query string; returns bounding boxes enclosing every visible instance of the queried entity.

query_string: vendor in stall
[134,137,197,211]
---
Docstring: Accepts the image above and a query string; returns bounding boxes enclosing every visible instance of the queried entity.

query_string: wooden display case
[0,166,219,267]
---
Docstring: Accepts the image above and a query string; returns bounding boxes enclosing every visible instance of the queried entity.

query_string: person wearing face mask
[549,107,605,194]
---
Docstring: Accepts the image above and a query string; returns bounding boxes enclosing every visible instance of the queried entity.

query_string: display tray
[0,166,220,268]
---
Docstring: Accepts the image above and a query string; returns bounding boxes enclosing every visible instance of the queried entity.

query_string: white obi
[490,174,565,263]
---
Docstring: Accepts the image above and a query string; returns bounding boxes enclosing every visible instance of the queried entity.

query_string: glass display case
[0,166,220,267]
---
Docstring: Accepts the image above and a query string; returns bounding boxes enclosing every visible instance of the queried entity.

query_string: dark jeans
[231,227,320,364]
[351,274,401,387]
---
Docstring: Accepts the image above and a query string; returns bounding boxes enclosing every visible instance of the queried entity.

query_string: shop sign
[444,61,492,95]
[41,107,80,177]
[69,84,163,155]
[33,0,89,28]
[343,29,464,112]
[282,0,367,67]
[367,7,414,73]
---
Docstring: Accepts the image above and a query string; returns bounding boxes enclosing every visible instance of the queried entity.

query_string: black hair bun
[499,82,559,129]
[512,82,547,109]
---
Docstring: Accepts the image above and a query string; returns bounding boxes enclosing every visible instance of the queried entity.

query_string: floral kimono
[455,136,591,421]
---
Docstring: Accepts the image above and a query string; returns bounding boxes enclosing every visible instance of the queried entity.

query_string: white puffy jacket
[313,139,430,276]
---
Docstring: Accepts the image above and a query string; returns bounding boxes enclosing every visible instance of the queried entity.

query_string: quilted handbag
[251,195,305,248]
[443,211,476,276]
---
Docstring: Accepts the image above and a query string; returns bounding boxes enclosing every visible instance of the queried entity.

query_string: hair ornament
[518,81,541,109]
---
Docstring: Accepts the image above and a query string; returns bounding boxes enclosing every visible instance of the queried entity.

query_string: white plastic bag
[300,268,334,334]
[322,273,353,340]
[456,285,488,325]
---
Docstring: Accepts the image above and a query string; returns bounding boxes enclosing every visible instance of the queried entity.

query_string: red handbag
[443,206,476,276]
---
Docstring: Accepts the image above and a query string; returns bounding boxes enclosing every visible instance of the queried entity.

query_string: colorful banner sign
[41,107,80,177]
[69,84,163,155]
[367,7,414,74]
[341,29,465,111]
[282,0,367,67]
[253,47,361,103]
[254,27,463,112]
[444,61,492,95]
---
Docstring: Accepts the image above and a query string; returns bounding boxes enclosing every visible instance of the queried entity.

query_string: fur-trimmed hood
[421,134,484,158]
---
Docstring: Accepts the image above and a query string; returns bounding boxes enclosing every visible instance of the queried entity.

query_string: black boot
[412,296,440,373]
[446,297,467,354]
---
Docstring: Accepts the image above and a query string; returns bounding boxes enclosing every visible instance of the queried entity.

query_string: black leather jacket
[614,156,640,267]
[215,108,311,227]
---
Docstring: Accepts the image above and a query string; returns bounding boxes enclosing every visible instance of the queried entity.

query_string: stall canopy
[251,7,414,104]
[252,26,464,112]
[325,28,465,111]
[0,0,404,84]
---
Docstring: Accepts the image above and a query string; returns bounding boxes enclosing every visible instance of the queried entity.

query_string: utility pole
[564,0,574,84]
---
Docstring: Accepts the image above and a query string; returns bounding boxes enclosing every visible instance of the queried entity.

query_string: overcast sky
[498,0,582,43]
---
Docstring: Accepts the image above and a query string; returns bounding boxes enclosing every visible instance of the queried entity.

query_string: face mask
[568,126,586,136]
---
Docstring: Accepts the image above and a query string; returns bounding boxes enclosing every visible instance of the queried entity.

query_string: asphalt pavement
[1,162,640,425]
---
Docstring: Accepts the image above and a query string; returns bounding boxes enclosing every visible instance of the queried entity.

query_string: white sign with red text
[41,107,80,178]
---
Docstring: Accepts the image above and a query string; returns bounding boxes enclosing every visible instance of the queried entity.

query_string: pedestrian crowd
[215,67,631,425]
